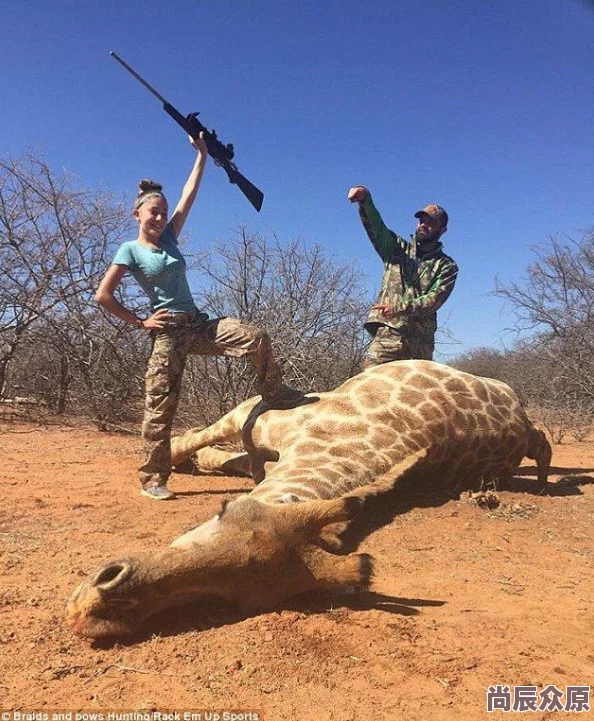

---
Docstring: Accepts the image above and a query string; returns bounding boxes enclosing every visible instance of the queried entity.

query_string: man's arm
[375,259,459,319]
[396,259,459,316]
[348,186,408,262]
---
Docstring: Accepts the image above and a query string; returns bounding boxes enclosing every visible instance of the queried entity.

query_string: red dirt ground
[1,418,593,720]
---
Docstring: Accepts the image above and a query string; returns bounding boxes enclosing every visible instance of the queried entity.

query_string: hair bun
[138,179,163,196]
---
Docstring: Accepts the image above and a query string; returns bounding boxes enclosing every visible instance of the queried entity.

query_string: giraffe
[67,360,551,639]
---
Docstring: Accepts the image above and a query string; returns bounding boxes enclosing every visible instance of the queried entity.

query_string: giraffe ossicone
[67,360,551,639]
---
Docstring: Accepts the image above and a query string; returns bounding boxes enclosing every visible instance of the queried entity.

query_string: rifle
[109,51,264,212]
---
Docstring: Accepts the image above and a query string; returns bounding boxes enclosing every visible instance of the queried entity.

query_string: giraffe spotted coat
[171,359,551,509]
[67,360,551,639]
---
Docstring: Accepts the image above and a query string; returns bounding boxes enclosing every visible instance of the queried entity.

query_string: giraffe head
[66,495,373,639]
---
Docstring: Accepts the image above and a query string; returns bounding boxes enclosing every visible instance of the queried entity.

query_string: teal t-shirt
[112,222,197,313]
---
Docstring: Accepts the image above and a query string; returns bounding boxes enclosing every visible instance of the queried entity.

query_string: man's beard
[414,229,441,244]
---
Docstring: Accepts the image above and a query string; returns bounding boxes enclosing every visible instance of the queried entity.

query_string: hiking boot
[260,384,307,410]
[140,485,176,501]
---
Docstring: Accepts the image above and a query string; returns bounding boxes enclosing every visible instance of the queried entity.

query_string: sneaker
[140,485,176,501]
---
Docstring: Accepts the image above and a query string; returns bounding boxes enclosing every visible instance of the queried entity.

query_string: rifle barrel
[109,51,169,105]
[109,50,264,211]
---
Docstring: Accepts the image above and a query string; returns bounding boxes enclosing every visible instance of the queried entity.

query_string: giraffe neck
[248,452,392,504]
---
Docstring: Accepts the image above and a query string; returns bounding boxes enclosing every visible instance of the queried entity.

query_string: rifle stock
[110,52,264,212]
[226,168,264,213]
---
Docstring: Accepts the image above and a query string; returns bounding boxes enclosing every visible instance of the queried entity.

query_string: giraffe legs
[170,396,260,467]
[193,448,253,477]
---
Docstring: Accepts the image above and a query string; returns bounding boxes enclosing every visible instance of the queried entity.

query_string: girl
[96,135,300,500]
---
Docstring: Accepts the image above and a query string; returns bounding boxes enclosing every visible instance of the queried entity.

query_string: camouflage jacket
[359,194,458,341]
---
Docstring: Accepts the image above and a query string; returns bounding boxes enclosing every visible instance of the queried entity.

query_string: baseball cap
[414,204,449,227]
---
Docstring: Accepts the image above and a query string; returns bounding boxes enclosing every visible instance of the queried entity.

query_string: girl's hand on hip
[144,309,170,330]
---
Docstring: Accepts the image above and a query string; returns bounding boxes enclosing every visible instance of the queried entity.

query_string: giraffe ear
[300,546,374,590]
[275,497,363,538]
[275,450,428,538]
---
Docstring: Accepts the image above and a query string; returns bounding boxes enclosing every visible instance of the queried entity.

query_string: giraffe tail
[526,425,552,489]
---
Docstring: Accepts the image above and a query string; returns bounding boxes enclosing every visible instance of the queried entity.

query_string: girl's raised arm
[170,133,208,237]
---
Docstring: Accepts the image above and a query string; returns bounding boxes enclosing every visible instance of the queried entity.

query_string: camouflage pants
[139,312,283,488]
[363,324,434,368]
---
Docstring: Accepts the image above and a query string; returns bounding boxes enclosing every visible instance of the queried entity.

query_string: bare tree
[462,227,594,440]
[175,228,370,426]
[494,228,594,402]
[0,153,148,426]
[495,230,594,336]
[452,346,508,381]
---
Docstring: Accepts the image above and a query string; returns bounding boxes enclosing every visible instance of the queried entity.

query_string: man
[348,186,458,366]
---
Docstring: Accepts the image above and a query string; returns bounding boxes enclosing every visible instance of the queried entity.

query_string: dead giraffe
[67,360,551,639]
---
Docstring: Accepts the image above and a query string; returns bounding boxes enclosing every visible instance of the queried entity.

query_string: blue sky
[2,0,593,360]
